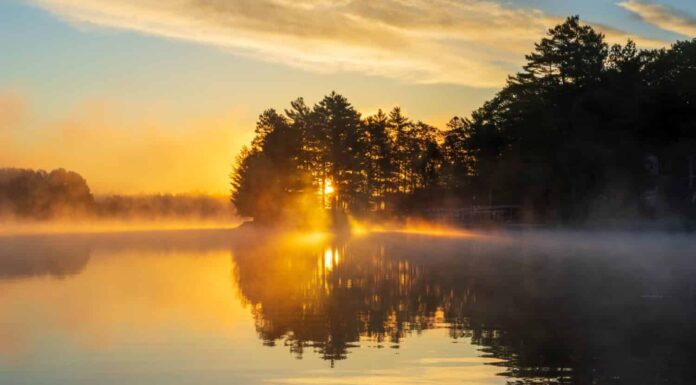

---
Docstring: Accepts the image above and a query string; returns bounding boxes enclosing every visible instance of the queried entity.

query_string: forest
[0,168,232,221]
[232,16,696,226]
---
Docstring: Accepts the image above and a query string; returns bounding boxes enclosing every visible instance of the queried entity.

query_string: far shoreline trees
[231,16,696,226]
[0,168,93,219]
[0,168,233,221]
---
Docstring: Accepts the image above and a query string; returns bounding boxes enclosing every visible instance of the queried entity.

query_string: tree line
[0,168,233,220]
[232,16,696,225]
[0,168,93,218]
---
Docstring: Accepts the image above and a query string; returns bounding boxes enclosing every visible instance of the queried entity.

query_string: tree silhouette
[231,16,696,225]
[0,168,94,219]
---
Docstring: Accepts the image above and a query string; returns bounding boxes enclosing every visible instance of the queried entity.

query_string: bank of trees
[231,96,448,223]
[94,194,232,221]
[233,16,696,224]
[0,168,233,221]
[0,168,94,219]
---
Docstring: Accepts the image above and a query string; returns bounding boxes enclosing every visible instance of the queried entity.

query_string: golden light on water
[290,230,330,245]
[0,249,249,359]
[347,217,491,239]
[323,246,340,272]
[0,219,241,236]
[380,226,483,238]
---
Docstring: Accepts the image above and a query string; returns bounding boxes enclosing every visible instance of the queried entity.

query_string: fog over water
[0,218,242,236]
[0,226,695,385]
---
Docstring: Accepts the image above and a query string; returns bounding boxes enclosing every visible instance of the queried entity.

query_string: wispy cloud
[32,0,666,87]
[619,0,696,38]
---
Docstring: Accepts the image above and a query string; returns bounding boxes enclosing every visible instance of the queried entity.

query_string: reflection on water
[233,233,458,364]
[0,236,91,279]
[1,229,696,384]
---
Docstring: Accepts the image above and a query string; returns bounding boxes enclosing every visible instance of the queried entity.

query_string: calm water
[1,228,696,385]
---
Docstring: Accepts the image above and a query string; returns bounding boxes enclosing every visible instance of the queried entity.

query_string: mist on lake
[1,227,695,385]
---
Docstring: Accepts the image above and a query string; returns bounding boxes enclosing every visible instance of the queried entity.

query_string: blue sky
[1,0,695,193]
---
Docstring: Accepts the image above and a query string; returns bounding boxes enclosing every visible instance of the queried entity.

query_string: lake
[1,227,695,385]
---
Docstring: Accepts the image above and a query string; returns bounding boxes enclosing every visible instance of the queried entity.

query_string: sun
[323,180,335,195]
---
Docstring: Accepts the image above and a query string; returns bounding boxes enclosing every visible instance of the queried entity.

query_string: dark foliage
[95,194,233,220]
[0,168,233,221]
[232,16,696,225]
[0,168,94,219]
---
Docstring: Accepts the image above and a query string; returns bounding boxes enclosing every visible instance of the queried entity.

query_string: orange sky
[0,92,253,194]
[2,0,693,194]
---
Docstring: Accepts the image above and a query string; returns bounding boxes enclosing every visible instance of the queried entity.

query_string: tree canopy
[231,16,696,226]
[0,168,94,219]
[0,168,233,221]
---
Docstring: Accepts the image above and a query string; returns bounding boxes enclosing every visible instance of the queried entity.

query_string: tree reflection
[232,233,452,363]
[231,232,696,383]
[0,235,91,279]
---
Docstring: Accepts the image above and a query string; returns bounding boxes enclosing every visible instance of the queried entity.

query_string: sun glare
[347,218,492,239]
[323,247,340,272]
[323,180,335,195]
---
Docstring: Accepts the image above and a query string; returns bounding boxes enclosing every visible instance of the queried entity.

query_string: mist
[0,167,240,235]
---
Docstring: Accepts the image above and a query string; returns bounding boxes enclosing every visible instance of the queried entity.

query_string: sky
[1,0,696,194]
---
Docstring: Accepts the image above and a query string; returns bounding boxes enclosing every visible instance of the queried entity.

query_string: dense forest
[232,16,696,226]
[0,168,233,221]
[0,168,94,218]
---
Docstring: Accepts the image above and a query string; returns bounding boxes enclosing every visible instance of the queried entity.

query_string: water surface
[1,228,695,384]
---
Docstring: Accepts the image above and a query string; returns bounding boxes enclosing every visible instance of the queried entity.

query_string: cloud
[31,0,666,88]
[593,22,667,48]
[619,0,696,38]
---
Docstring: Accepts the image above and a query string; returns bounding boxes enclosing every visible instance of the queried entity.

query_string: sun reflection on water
[323,247,338,272]
[347,217,492,239]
